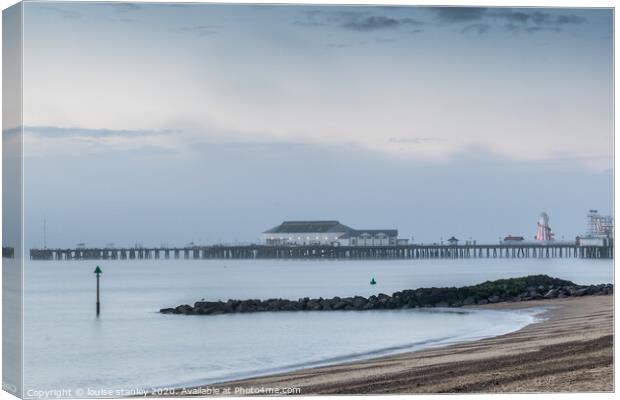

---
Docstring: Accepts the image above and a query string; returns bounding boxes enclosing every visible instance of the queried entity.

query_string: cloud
[36,3,141,23]
[100,17,136,24]
[327,43,353,48]
[375,37,397,43]
[493,10,531,24]
[432,7,487,22]
[23,126,181,157]
[295,9,342,27]
[37,5,81,19]
[178,25,218,36]
[341,15,423,31]
[489,10,586,26]
[432,7,586,34]
[24,126,174,139]
[388,137,445,144]
[108,3,142,12]
[525,26,562,33]
[297,10,423,32]
[462,23,491,34]
[327,36,403,48]
[556,14,587,24]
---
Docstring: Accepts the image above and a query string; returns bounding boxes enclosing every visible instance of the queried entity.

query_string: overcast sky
[17,2,613,248]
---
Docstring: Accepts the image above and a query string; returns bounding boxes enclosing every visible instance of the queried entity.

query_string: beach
[180,294,613,395]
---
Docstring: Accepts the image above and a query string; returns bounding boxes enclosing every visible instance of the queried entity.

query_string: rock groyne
[160,275,613,316]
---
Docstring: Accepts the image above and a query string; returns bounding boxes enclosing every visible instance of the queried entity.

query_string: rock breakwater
[160,275,613,316]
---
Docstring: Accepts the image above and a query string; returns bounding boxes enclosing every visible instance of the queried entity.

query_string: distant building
[577,210,614,247]
[586,210,613,238]
[262,220,399,246]
[503,235,524,243]
[263,221,352,246]
[447,236,459,246]
[339,229,398,246]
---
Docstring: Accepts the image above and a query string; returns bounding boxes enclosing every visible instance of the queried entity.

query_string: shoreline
[166,295,613,395]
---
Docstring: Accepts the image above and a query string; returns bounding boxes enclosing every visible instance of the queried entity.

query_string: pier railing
[29,242,613,261]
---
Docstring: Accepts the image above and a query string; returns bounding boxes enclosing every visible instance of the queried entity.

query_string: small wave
[166,335,459,388]
[167,307,541,389]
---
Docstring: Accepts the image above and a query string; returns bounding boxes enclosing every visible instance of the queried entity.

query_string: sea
[21,258,613,396]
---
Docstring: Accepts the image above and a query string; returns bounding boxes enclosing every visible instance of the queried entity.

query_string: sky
[12,2,614,248]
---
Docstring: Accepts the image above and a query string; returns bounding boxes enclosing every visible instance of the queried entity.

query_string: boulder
[194,301,223,309]
[319,299,332,310]
[306,300,321,311]
[377,293,390,303]
[175,304,193,314]
[505,297,519,303]
[352,296,367,309]
[543,289,558,299]
[237,301,257,313]
[332,300,348,310]
[574,288,589,297]
[450,299,464,307]
[463,297,476,306]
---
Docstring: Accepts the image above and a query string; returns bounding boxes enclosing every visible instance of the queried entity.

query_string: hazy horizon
[13,2,613,249]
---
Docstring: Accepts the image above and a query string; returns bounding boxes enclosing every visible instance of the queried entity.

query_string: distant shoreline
[160,295,612,395]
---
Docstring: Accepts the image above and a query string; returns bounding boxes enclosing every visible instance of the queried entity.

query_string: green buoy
[370,278,377,285]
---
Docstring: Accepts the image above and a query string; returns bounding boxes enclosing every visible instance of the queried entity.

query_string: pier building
[262,221,353,246]
[578,210,614,247]
[586,210,613,237]
[262,220,399,246]
[338,229,398,246]
[503,235,525,243]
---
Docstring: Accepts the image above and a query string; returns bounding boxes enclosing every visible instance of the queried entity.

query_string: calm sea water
[22,258,612,396]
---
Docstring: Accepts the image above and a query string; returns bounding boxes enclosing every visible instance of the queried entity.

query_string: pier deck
[30,242,613,261]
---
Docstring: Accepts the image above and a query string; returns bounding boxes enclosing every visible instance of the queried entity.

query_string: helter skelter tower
[534,212,554,241]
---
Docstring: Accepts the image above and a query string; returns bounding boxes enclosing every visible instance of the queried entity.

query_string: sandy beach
[174,294,613,395]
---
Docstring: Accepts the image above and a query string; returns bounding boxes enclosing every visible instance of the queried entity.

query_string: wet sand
[177,295,613,395]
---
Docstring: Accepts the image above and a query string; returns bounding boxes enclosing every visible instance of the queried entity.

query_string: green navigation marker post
[94,266,102,316]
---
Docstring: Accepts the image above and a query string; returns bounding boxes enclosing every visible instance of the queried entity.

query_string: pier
[30,242,613,261]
